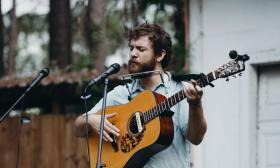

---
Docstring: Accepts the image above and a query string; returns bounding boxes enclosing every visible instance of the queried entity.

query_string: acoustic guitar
[89,53,249,168]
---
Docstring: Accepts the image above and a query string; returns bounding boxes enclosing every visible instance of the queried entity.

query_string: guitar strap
[161,110,174,117]
[171,73,202,82]
[171,73,215,87]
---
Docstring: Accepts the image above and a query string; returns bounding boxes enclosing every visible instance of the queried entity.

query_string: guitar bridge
[127,112,145,136]
[135,112,143,133]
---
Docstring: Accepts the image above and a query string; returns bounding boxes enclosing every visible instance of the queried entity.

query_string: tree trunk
[123,0,139,29]
[0,0,4,76]
[49,0,72,69]
[86,0,107,71]
[183,0,190,72]
[7,0,17,75]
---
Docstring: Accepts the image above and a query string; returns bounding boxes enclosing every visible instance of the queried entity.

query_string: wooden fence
[0,115,88,168]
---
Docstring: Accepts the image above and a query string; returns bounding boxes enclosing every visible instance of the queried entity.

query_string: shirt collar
[130,71,171,94]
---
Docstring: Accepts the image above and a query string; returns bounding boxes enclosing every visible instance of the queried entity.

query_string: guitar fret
[163,102,167,111]
[169,98,172,107]
[144,112,147,123]
[155,106,159,116]
[169,98,173,107]
[159,104,162,114]
[180,91,185,100]
[159,104,163,114]
[175,93,179,102]
[153,108,156,119]
[172,96,175,106]
[212,70,216,79]
[167,99,170,109]
[179,91,182,99]
[156,105,160,116]
[153,105,158,117]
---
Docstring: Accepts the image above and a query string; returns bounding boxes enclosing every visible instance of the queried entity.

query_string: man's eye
[130,47,133,51]
[139,48,145,52]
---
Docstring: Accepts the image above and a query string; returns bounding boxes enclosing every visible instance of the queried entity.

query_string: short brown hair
[128,23,172,68]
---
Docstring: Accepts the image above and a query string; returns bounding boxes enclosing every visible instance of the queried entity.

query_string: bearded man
[75,23,207,168]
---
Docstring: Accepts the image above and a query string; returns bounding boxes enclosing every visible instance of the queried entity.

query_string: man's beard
[128,58,156,77]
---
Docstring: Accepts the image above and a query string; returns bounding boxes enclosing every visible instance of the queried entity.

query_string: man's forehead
[129,36,152,46]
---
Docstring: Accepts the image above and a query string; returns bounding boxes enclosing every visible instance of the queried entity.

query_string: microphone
[86,63,121,88]
[229,50,250,61]
[25,68,49,93]
[0,68,49,123]
[119,70,161,82]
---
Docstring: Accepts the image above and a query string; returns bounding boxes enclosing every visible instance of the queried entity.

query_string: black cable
[15,97,25,168]
[82,88,92,168]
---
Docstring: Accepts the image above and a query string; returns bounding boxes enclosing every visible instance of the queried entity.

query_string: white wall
[189,0,280,168]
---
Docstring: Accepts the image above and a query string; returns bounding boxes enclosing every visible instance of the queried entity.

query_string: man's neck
[139,68,164,90]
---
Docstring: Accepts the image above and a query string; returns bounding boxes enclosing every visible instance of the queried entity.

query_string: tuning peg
[239,73,242,76]
[226,78,229,81]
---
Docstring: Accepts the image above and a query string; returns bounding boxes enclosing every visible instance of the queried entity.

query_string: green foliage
[17,14,47,34]
[73,53,93,70]
[106,13,126,54]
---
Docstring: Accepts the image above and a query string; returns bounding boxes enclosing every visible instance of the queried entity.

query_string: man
[75,23,207,167]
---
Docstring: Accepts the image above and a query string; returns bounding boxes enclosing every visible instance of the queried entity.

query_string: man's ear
[156,50,166,62]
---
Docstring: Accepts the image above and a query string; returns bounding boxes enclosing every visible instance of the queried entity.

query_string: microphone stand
[0,89,29,123]
[0,87,31,168]
[96,78,109,168]
[0,67,48,123]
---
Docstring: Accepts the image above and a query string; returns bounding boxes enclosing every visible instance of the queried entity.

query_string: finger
[191,79,197,87]
[104,124,120,136]
[97,131,108,142]
[103,130,113,142]
[106,113,116,119]
[103,135,109,142]
[195,85,203,95]
[184,88,191,99]
[105,120,120,133]
[188,84,197,96]
[185,85,196,97]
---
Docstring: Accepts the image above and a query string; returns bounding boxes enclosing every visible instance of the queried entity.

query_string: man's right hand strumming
[75,113,120,142]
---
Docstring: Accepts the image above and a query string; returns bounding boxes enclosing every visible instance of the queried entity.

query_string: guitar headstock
[196,51,250,88]
[215,51,250,80]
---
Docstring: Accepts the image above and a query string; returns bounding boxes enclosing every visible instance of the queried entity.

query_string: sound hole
[129,115,139,134]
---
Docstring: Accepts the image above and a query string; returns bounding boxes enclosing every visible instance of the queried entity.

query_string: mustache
[128,59,140,65]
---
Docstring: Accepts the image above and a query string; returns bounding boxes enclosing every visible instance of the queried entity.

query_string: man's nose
[130,48,138,58]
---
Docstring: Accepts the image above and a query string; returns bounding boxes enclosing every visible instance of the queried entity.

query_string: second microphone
[86,63,121,88]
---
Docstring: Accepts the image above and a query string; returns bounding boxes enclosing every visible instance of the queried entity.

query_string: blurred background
[0,0,279,168]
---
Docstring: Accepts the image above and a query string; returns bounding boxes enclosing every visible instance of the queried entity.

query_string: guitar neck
[142,71,217,124]
[142,55,250,124]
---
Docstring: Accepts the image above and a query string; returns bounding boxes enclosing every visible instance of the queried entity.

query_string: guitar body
[89,90,174,168]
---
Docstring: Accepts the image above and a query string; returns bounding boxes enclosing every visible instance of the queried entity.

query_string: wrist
[189,101,202,108]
